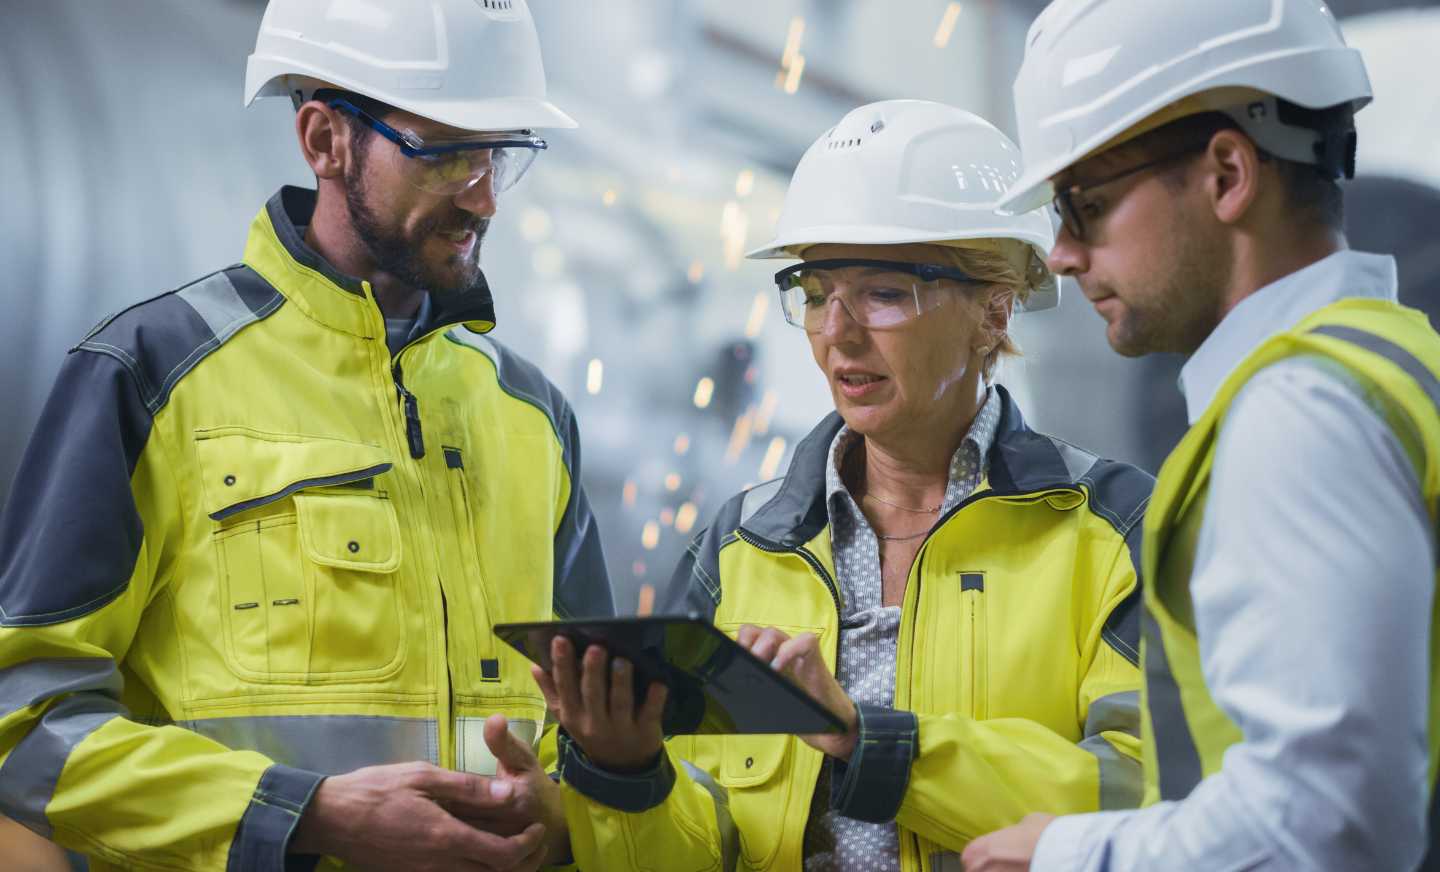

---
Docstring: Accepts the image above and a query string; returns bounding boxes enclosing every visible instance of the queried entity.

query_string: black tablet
[493,614,846,736]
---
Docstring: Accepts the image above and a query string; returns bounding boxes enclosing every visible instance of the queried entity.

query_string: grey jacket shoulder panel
[0,266,284,628]
[74,265,285,416]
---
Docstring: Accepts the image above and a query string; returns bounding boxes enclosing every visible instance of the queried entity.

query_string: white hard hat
[244,0,576,132]
[999,0,1372,214]
[749,100,1059,311]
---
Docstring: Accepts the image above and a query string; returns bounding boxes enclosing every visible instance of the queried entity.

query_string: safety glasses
[1051,141,1209,241]
[328,98,547,196]
[773,258,986,332]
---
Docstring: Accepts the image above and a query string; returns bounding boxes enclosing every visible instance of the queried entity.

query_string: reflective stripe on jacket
[0,186,612,870]
[1141,298,1440,860]
[560,387,1149,871]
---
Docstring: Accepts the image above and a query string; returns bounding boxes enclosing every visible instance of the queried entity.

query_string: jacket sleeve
[558,519,740,872]
[873,519,1145,848]
[560,734,738,872]
[0,349,323,870]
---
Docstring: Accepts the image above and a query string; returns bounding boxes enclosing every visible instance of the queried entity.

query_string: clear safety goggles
[773,258,986,332]
[329,98,546,196]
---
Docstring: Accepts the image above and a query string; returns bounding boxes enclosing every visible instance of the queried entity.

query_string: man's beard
[344,155,490,298]
[1105,212,1229,358]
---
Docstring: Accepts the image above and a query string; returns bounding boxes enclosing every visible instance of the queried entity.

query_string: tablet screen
[494,615,846,735]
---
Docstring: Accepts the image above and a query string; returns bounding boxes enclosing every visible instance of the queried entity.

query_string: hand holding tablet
[493,615,848,740]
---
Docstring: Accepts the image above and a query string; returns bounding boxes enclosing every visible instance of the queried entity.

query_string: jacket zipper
[900,487,1000,870]
[393,361,426,459]
[384,336,446,763]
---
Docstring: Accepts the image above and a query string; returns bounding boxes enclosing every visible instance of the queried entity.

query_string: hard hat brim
[746,222,1053,260]
[246,67,578,131]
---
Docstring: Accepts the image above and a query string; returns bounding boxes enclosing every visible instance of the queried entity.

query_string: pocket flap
[294,492,401,573]
[194,428,392,520]
[718,734,788,787]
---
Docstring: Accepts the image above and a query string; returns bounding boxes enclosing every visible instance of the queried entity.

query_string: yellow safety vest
[1140,299,1440,850]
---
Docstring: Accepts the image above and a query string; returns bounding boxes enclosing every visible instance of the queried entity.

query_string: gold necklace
[863,491,941,514]
[873,527,931,542]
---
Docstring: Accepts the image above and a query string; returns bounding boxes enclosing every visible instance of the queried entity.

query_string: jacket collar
[1178,250,1398,424]
[741,384,1087,546]
[243,187,497,341]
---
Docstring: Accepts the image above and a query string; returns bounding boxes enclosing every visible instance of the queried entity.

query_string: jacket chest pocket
[197,428,405,684]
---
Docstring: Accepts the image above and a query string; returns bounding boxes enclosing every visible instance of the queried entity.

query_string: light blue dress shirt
[1032,251,1434,871]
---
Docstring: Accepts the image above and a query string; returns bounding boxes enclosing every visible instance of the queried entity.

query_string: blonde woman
[541,101,1152,871]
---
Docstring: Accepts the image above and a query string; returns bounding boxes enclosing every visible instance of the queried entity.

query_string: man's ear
[1203,129,1263,226]
[296,102,350,180]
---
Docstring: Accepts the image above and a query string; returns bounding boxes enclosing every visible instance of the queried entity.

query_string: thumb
[483,713,537,776]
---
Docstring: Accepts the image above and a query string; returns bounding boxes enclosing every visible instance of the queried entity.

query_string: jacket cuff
[557,729,675,812]
[226,763,326,872]
[829,704,918,823]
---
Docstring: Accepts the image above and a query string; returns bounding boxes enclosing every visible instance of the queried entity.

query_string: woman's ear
[981,285,1016,350]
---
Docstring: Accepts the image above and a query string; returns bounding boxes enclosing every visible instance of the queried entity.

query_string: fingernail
[613,659,627,674]
[770,658,783,670]
[490,780,514,800]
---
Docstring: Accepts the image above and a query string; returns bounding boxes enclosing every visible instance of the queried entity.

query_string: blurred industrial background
[2,0,1439,616]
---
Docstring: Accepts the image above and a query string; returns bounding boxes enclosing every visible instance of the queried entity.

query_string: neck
[305,186,425,320]
[1218,225,1347,321]
[854,385,987,508]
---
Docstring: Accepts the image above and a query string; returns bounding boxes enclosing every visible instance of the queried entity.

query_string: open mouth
[837,374,885,386]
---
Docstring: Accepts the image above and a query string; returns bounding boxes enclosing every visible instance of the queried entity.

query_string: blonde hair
[933,242,1040,380]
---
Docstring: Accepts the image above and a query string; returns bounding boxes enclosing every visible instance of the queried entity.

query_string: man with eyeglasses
[0,1,611,869]
[962,1,1440,870]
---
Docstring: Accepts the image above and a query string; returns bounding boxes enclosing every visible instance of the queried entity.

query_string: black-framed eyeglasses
[1052,142,1210,242]
[327,98,548,195]
[773,258,987,332]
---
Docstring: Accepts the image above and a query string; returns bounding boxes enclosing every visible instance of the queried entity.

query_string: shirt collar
[824,386,1002,511]
[1178,250,1399,424]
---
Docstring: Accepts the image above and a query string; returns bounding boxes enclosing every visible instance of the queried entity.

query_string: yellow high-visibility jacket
[0,187,612,870]
[558,388,1150,871]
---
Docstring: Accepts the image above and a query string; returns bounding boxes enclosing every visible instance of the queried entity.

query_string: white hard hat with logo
[749,100,1059,311]
[999,0,1372,215]
[244,0,576,132]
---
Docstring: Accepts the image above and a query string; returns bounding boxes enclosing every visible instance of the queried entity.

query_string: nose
[452,172,498,218]
[816,294,864,342]
[1046,223,1088,278]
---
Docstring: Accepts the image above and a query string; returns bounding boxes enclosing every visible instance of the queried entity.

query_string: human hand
[531,635,667,772]
[287,760,548,872]
[736,624,858,760]
[960,813,1055,871]
[437,714,570,866]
